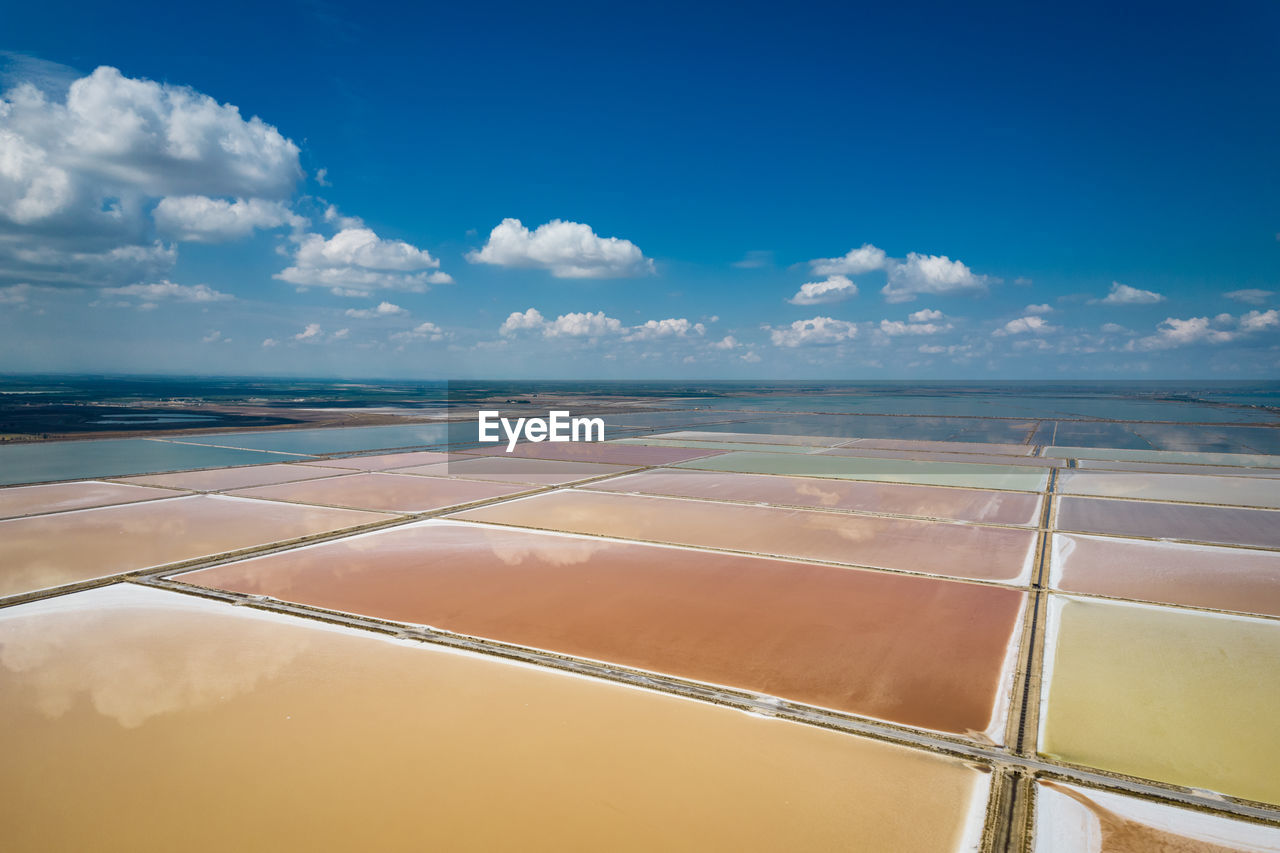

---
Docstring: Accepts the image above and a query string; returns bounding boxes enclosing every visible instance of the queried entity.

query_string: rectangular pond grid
[1,420,1279,850]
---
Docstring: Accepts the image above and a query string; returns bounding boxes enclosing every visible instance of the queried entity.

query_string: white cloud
[0,283,33,304]
[879,314,950,336]
[625,317,706,340]
[498,307,624,338]
[153,196,302,242]
[1100,322,1130,334]
[500,308,706,342]
[908,308,944,322]
[1226,289,1273,306]
[201,330,222,343]
[1239,309,1279,333]
[881,253,990,303]
[330,328,350,340]
[1116,310,1276,352]
[740,351,762,363]
[1024,303,1052,314]
[545,311,625,338]
[809,244,889,276]
[787,274,858,306]
[1099,281,1164,305]
[768,316,858,347]
[294,323,322,342]
[711,335,739,350]
[275,227,450,296]
[0,65,302,289]
[467,218,653,279]
[0,66,300,216]
[389,321,446,342]
[1129,316,1235,350]
[102,280,232,303]
[996,315,1052,335]
[322,204,363,230]
[344,301,407,319]
[499,308,546,336]
[261,337,277,348]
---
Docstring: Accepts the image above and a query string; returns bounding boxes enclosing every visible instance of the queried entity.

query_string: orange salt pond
[451,490,1038,583]
[0,584,993,852]
[579,468,1043,525]
[391,455,635,485]
[226,471,533,513]
[115,462,349,492]
[0,480,179,520]
[0,495,392,599]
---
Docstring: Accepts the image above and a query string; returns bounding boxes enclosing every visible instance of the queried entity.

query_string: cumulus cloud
[153,196,303,242]
[498,308,624,338]
[711,335,739,350]
[275,227,450,296]
[294,323,322,341]
[879,311,951,336]
[545,311,625,337]
[1239,309,1280,333]
[0,65,302,289]
[499,308,546,336]
[467,218,653,279]
[1225,289,1273,306]
[996,315,1053,335]
[625,317,706,340]
[500,308,710,342]
[788,274,858,306]
[322,204,363,230]
[1125,311,1279,351]
[344,301,407,319]
[810,244,889,276]
[768,316,858,347]
[882,253,990,303]
[1098,281,1165,305]
[1100,322,1130,334]
[102,280,232,303]
[740,351,762,363]
[1024,303,1052,314]
[390,321,446,343]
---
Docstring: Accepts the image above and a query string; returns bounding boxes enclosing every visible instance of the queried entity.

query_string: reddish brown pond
[180,520,1027,740]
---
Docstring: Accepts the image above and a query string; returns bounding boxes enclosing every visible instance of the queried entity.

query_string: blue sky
[1,0,1277,379]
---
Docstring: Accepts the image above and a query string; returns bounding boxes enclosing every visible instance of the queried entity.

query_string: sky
[0,0,1278,380]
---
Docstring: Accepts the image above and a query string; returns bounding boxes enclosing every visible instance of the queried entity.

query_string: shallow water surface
[0,584,993,852]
